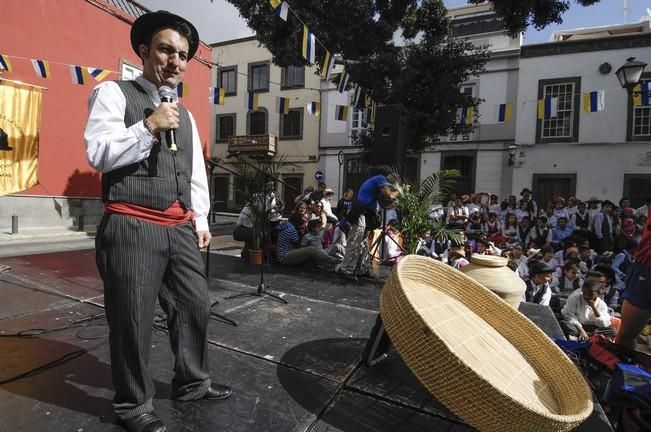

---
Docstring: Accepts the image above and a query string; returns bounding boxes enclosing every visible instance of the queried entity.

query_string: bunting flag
[0,55,13,73]
[30,59,50,79]
[321,50,335,79]
[302,25,316,64]
[210,87,225,105]
[497,103,513,123]
[457,106,474,126]
[87,67,111,81]
[369,101,377,125]
[633,82,650,106]
[351,85,363,107]
[176,82,187,98]
[335,105,349,121]
[247,92,259,111]
[307,101,320,116]
[269,0,281,8]
[69,65,91,85]
[537,96,558,119]
[0,82,42,195]
[277,96,290,114]
[273,0,289,20]
[583,90,605,113]
[337,70,349,93]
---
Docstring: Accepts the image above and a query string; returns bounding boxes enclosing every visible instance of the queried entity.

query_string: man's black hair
[307,219,322,231]
[582,279,601,293]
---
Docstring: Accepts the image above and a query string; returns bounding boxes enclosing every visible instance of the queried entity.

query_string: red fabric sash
[104,200,193,226]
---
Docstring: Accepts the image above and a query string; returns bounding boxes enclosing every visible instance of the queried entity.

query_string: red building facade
[1,0,213,229]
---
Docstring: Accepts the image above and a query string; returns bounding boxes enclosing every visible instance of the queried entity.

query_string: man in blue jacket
[336,174,399,281]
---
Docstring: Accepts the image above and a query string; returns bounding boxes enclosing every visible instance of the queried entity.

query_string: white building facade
[513,24,651,207]
[210,11,651,212]
[408,3,522,199]
[210,37,322,210]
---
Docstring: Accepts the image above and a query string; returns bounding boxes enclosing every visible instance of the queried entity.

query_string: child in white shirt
[561,279,615,340]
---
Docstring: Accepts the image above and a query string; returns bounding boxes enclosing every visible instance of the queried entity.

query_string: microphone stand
[216,156,296,305]
[203,159,238,326]
[224,188,287,305]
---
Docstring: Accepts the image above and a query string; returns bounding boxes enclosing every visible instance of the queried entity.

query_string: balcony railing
[228,134,277,157]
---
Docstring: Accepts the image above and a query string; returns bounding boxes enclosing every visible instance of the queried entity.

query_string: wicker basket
[380,256,593,432]
[461,254,526,309]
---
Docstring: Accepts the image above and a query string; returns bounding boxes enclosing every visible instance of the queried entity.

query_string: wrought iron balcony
[228,134,277,157]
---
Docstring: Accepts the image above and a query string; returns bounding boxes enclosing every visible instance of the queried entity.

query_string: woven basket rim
[382,255,593,424]
[469,254,508,267]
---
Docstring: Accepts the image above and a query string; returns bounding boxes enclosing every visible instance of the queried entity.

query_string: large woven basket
[380,256,592,432]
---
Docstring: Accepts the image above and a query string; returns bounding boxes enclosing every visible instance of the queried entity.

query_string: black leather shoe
[203,384,232,400]
[120,412,166,432]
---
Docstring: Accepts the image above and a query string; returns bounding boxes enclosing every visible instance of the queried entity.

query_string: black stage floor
[0,249,610,431]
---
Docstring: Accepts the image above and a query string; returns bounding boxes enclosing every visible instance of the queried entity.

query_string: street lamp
[507,145,517,167]
[615,57,647,91]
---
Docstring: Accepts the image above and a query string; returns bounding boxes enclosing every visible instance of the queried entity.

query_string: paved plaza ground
[0,223,612,431]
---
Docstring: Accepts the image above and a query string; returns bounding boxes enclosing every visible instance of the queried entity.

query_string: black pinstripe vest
[101,81,193,210]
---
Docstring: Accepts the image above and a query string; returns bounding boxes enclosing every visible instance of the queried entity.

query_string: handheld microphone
[158,85,178,152]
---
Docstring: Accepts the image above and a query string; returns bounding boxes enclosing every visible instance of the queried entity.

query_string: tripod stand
[224,197,287,305]
[368,208,407,265]
[362,314,392,367]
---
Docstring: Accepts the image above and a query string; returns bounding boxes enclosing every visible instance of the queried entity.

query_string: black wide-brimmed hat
[131,10,199,60]
[529,261,554,277]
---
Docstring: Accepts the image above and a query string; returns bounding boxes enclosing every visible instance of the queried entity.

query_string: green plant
[381,166,462,254]
[226,155,287,250]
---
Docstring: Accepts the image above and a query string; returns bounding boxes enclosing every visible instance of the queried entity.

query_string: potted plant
[381,166,462,255]
[227,155,286,264]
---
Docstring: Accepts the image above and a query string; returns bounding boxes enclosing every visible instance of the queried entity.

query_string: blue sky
[138,0,651,44]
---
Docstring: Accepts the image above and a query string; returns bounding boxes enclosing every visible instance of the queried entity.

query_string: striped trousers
[95,213,211,419]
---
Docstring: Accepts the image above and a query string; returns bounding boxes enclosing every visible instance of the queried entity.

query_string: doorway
[211,175,229,212]
[281,175,303,214]
[624,174,651,208]
[532,174,577,208]
[442,152,476,196]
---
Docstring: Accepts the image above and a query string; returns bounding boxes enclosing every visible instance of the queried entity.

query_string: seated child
[415,229,438,259]
[551,262,584,297]
[561,279,616,341]
[448,244,469,269]
[302,219,324,250]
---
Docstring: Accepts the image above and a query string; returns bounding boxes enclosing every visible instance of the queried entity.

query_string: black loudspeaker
[371,104,410,166]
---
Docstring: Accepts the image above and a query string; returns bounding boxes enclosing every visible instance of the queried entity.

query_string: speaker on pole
[371,103,410,167]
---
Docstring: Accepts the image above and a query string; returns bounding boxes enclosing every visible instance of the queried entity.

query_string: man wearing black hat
[592,200,615,254]
[518,187,538,216]
[84,11,230,432]
[523,261,554,306]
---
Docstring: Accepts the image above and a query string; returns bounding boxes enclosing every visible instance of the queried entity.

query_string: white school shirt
[561,291,611,329]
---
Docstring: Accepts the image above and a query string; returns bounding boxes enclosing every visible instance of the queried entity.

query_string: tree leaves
[226,0,488,149]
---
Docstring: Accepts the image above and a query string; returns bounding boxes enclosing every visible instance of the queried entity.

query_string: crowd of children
[234,182,651,341]
[419,190,649,341]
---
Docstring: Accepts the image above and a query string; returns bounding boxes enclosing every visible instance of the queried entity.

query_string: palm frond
[418,169,460,202]
[430,222,463,245]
